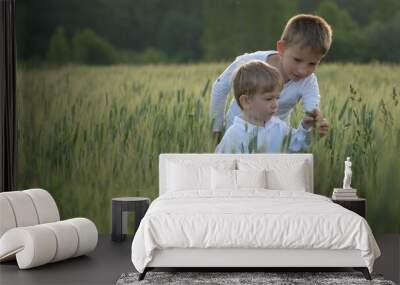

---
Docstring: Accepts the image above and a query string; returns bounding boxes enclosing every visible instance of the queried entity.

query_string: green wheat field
[16,63,400,234]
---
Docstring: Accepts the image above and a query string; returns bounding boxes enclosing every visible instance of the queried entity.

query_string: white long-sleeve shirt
[210,51,320,132]
[215,115,311,154]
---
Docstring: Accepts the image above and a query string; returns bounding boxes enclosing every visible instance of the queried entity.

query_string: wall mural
[16,0,400,234]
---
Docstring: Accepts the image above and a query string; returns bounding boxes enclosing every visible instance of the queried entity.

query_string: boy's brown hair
[281,14,332,55]
[233,60,283,110]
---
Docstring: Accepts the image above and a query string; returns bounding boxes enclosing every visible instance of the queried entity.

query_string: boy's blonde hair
[233,60,283,110]
[281,14,332,55]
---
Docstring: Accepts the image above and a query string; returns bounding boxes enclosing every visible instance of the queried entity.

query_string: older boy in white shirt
[210,14,331,142]
[216,61,315,154]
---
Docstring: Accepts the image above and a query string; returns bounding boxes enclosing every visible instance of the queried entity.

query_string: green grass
[16,63,400,234]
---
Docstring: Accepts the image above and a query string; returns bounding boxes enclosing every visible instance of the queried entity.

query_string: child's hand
[304,108,330,137]
[301,114,315,130]
[305,108,322,121]
[318,118,330,137]
[214,132,223,144]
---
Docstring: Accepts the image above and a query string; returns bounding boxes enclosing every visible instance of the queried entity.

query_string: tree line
[16,0,400,65]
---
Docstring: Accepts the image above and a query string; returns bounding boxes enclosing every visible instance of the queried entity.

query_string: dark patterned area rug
[116,271,396,285]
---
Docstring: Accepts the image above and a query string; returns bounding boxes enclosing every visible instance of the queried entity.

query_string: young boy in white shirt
[210,14,331,142]
[215,60,315,154]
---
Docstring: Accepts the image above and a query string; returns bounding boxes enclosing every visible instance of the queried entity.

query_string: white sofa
[0,188,98,269]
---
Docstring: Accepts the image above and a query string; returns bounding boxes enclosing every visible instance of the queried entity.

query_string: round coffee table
[111,197,150,242]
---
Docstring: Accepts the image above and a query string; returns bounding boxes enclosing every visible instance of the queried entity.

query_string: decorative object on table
[332,188,359,200]
[112,197,150,242]
[116,271,394,285]
[0,189,98,269]
[343,156,352,189]
[332,157,358,200]
[331,198,366,218]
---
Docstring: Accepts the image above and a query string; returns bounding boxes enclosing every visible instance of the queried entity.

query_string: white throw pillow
[167,162,211,191]
[236,169,267,189]
[265,163,307,191]
[238,159,309,191]
[211,168,236,190]
[211,168,268,190]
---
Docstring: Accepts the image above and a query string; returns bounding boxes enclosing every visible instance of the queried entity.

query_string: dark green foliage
[364,11,400,62]
[16,0,400,64]
[202,0,298,61]
[158,10,203,61]
[72,29,117,65]
[46,26,71,65]
[316,1,365,61]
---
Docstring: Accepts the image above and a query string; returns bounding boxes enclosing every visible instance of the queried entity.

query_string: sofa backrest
[0,189,60,237]
[159,154,313,195]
